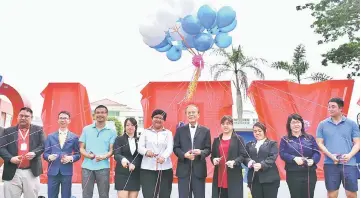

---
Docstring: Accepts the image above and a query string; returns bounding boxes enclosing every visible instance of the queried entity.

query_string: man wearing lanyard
[79,105,116,198]
[0,107,45,198]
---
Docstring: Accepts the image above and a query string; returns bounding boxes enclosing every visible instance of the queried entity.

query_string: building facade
[0,98,13,128]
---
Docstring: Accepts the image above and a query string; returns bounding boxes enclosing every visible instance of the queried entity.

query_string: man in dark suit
[0,107,45,198]
[43,111,81,198]
[173,104,211,198]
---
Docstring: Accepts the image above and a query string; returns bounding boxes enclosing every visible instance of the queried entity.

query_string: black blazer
[113,134,142,175]
[173,124,211,178]
[211,133,248,198]
[0,125,45,181]
[244,139,280,184]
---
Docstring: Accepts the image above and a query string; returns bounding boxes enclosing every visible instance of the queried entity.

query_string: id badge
[20,143,27,151]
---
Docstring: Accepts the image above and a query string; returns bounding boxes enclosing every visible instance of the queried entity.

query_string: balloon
[169,24,187,41]
[166,0,195,18]
[156,8,179,29]
[219,19,237,33]
[181,15,203,35]
[208,26,219,35]
[153,37,171,48]
[216,6,236,28]
[143,35,166,47]
[215,33,232,48]
[0,74,3,88]
[166,46,182,61]
[155,44,172,52]
[197,5,217,29]
[182,34,195,48]
[194,33,214,52]
[139,22,165,38]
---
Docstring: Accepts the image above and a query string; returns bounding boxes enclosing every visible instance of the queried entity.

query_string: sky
[0,0,354,117]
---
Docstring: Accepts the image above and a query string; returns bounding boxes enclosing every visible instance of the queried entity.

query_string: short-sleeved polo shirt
[79,123,117,170]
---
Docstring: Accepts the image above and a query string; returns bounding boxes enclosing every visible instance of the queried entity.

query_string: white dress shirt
[189,123,197,148]
[121,136,137,164]
[58,128,68,148]
[138,127,173,170]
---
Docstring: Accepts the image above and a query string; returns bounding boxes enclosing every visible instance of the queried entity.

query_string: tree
[296,0,360,79]
[107,117,123,136]
[210,45,266,121]
[271,44,332,83]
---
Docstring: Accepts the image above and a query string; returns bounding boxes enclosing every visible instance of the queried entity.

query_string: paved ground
[0,181,358,198]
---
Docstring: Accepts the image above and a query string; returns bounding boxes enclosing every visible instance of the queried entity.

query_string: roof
[91,98,125,106]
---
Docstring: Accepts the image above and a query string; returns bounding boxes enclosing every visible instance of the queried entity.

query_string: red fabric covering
[218,139,230,188]
[140,81,233,182]
[40,83,93,183]
[247,80,354,180]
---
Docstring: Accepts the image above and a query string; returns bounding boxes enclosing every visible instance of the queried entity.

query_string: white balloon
[156,8,178,29]
[179,0,195,17]
[143,35,165,47]
[139,21,166,39]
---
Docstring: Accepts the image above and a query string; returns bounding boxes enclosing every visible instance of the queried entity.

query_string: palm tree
[271,44,332,83]
[210,45,266,122]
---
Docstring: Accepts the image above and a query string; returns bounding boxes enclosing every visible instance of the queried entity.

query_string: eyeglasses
[59,117,69,120]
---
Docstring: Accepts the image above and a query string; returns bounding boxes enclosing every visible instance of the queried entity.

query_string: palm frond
[241,64,265,80]
[309,72,332,82]
[209,62,232,76]
[211,48,232,60]
[271,61,292,72]
[213,67,231,80]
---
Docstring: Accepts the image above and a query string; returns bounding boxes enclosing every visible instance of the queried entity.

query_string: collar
[59,128,69,135]
[256,138,267,144]
[147,126,166,132]
[189,123,198,129]
[327,116,347,124]
[92,123,109,130]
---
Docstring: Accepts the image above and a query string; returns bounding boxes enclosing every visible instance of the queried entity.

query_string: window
[241,118,250,124]
[108,111,120,117]
[253,118,259,123]
[138,117,144,125]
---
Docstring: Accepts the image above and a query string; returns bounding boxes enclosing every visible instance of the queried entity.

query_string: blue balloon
[215,33,232,48]
[208,26,220,35]
[194,33,214,52]
[153,37,170,49]
[197,5,217,29]
[166,46,182,61]
[219,19,237,33]
[155,44,172,52]
[181,15,203,35]
[182,34,195,48]
[216,6,236,28]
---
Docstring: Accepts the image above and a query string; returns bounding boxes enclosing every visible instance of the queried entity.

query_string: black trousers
[249,174,279,198]
[140,169,173,198]
[218,188,228,198]
[286,170,317,198]
[178,174,205,198]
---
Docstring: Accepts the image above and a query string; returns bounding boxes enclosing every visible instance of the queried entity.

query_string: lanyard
[19,129,29,141]
[298,137,304,156]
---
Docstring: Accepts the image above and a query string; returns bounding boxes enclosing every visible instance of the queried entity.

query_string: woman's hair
[253,122,266,134]
[220,115,233,125]
[124,117,138,139]
[286,113,310,138]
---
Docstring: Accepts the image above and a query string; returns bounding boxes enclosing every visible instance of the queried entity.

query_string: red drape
[140,81,233,182]
[40,83,93,183]
[247,80,354,180]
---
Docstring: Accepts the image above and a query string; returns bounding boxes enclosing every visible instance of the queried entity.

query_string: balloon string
[172,26,196,56]
[185,68,201,101]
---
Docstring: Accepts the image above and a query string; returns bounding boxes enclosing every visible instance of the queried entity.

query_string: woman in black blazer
[211,115,248,198]
[244,122,280,198]
[114,118,143,198]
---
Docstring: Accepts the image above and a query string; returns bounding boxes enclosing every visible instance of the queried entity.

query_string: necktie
[59,133,66,148]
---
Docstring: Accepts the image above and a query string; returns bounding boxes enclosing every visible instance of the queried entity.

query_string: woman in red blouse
[211,115,248,198]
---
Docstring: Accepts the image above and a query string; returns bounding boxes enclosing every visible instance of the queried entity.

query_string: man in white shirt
[138,109,174,198]
[173,104,211,198]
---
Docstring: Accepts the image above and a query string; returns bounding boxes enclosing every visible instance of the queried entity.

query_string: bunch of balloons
[139,0,237,101]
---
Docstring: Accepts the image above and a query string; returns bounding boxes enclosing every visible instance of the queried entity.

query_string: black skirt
[114,168,141,191]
